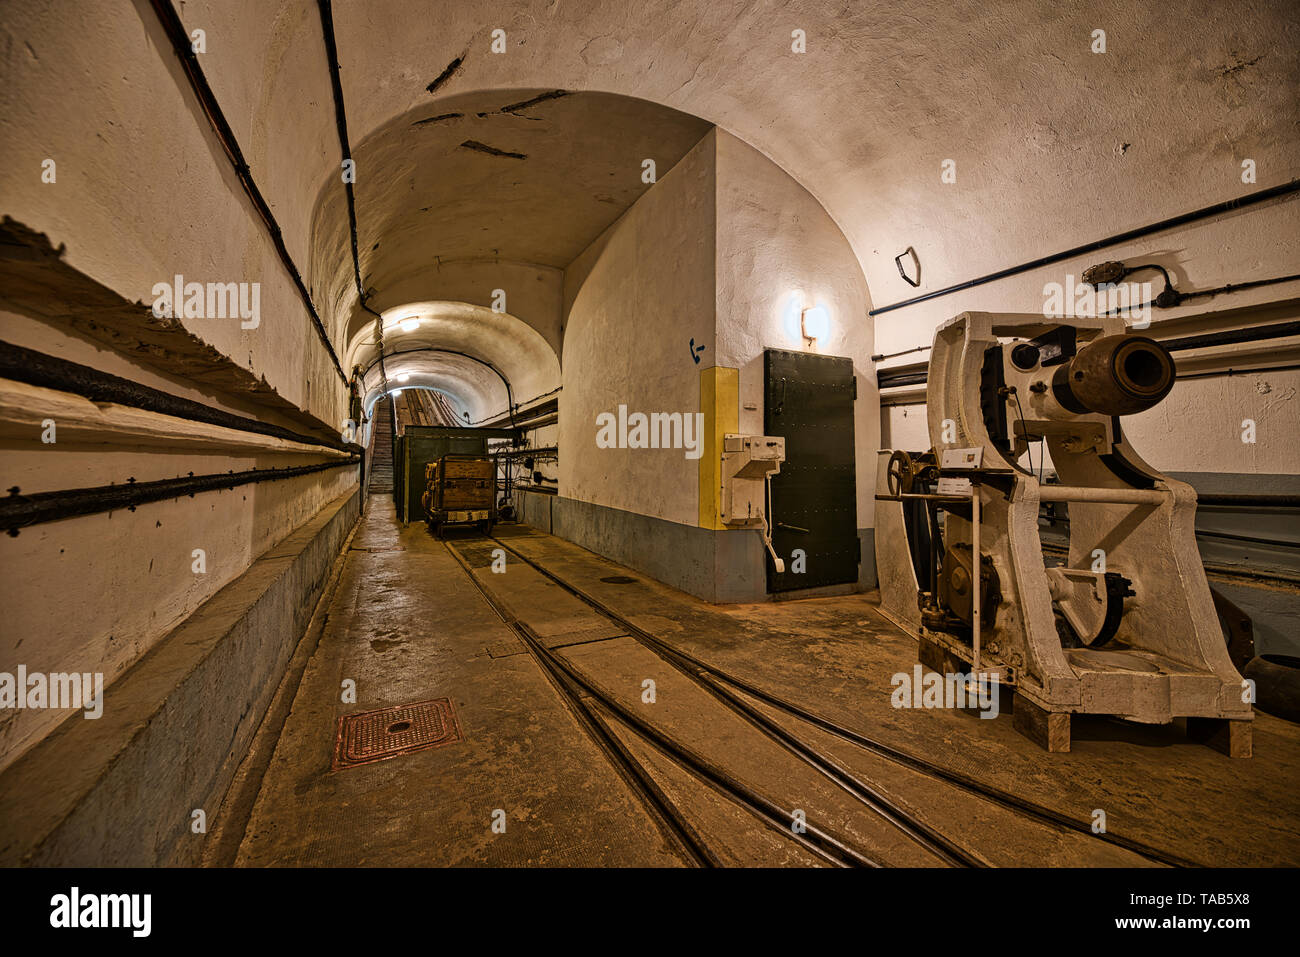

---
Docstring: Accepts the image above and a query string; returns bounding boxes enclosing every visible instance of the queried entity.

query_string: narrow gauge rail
[444,539,887,867]
[484,533,1201,870]
[446,536,980,867]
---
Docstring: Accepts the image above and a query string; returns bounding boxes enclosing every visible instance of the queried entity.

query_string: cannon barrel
[1051,334,1175,416]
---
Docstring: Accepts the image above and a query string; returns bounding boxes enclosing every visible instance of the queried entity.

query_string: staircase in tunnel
[393,387,459,429]
[368,396,395,493]
[368,389,461,496]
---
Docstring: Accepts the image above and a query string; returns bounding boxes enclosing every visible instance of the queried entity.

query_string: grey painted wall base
[1173,472,1300,658]
[515,487,555,535]
[515,491,878,603]
[859,528,879,590]
[0,486,361,866]
[1210,578,1300,659]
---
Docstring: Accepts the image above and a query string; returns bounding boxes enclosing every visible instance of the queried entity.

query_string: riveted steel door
[764,349,858,592]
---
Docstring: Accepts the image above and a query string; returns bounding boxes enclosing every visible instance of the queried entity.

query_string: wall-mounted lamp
[801,304,830,343]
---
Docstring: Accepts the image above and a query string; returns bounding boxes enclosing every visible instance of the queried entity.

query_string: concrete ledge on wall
[1170,471,1300,658]
[1169,472,1300,496]
[0,486,361,866]
[515,488,555,534]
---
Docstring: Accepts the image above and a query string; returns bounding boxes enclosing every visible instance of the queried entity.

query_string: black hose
[0,340,351,452]
[2,458,357,535]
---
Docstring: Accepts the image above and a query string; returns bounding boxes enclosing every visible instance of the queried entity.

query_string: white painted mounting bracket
[720,434,785,527]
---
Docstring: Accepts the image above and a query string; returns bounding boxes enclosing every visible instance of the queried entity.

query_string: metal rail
[485,533,1201,869]
[441,538,718,866]
[442,539,867,867]
[482,535,985,867]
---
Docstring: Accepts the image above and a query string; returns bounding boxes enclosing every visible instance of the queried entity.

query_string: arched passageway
[1,1,1296,883]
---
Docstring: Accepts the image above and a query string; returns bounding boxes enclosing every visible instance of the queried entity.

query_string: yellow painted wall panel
[698,365,738,529]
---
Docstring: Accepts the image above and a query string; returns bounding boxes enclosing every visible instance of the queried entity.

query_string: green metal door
[763,348,858,592]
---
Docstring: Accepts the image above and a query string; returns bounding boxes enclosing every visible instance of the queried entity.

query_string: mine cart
[422,454,496,537]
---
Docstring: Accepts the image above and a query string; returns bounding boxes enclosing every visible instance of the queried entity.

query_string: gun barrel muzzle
[1051,334,1175,416]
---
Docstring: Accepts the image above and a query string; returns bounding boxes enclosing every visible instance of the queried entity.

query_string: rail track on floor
[444,531,1197,868]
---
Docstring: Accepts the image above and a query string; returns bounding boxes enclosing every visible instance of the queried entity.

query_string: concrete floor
[230,494,1300,867]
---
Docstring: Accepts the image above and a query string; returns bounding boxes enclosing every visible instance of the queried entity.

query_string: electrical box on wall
[720,434,785,527]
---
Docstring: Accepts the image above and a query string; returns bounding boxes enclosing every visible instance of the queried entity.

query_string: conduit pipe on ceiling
[316,5,520,433]
[315,0,395,436]
[148,0,346,386]
[316,0,362,315]
[868,179,1300,317]
[361,346,518,428]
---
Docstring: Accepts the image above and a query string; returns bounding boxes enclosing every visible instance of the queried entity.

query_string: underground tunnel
[0,0,1297,937]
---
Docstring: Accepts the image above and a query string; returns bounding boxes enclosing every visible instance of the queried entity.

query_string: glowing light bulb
[802,305,830,341]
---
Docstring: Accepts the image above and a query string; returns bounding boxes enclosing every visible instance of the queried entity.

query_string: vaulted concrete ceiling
[302,0,1296,343]
[362,353,505,424]
[311,89,712,351]
[148,0,1294,411]
[361,88,711,268]
[351,300,561,422]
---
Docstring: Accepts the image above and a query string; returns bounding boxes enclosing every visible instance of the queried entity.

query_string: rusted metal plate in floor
[332,697,463,770]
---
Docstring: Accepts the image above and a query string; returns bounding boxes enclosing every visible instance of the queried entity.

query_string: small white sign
[941,447,984,469]
[937,476,972,497]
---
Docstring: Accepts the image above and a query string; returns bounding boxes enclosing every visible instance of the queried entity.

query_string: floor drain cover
[332,697,462,770]
[600,575,638,584]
